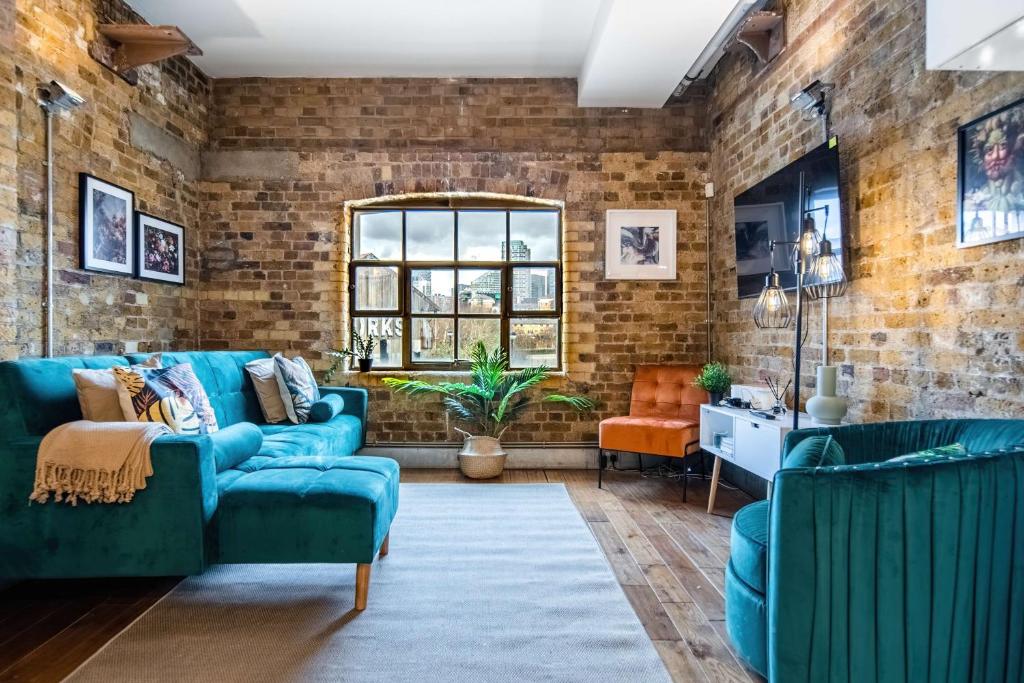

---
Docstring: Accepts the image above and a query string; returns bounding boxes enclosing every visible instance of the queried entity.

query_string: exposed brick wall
[200,79,711,443]
[3,0,209,359]
[708,0,1024,422]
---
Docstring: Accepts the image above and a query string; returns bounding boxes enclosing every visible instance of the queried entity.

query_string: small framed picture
[79,173,134,276]
[604,209,677,280]
[135,212,185,285]
[957,96,1024,248]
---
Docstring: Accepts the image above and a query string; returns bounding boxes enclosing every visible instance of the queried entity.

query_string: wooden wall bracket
[91,24,202,83]
[734,11,785,66]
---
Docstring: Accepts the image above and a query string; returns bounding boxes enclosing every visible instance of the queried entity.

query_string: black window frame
[349,206,563,371]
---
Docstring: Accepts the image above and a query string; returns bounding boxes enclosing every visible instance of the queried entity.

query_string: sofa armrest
[320,386,368,447]
[767,450,1024,682]
[0,432,219,578]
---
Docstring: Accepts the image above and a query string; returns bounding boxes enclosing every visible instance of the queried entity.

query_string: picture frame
[79,173,134,276]
[604,209,677,280]
[957,96,1024,248]
[135,212,186,285]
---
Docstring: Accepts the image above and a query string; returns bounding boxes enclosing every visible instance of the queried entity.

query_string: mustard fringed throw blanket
[30,421,171,505]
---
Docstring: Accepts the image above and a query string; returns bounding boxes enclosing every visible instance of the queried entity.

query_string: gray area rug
[68,484,671,682]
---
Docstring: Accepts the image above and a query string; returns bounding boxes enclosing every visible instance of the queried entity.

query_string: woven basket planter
[458,436,507,479]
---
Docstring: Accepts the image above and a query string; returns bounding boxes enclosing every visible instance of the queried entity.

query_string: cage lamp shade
[753,270,792,329]
[803,239,848,300]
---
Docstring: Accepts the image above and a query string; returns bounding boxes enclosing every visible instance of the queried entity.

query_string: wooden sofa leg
[355,563,371,611]
[379,533,390,558]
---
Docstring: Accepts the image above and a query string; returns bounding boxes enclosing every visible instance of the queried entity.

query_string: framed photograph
[79,173,134,276]
[734,202,790,298]
[604,209,677,280]
[957,96,1024,248]
[135,212,185,285]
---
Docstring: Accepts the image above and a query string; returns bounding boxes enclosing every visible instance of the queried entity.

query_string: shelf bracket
[91,24,202,84]
[734,11,785,66]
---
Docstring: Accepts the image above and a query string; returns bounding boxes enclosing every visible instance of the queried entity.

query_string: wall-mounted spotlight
[789,79,835,136]
[38,80,86,112]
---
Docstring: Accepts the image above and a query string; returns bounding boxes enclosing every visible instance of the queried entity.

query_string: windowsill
[340,369,569,378]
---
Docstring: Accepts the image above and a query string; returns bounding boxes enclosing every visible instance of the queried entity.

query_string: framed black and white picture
[604,209,677,280]
[957,96,1024,248]
[135,212,185,285]
[79,173,134,276]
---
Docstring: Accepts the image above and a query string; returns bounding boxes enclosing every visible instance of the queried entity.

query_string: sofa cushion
[272,354,320,424]
[244,357,289,424]
[257,414,363,458]
[784,435,845,468]
[214,455,399,564]
[309,393,345,423]
[730,500,769,595]
[208,422,264,472]
[599,415,699,458]
[71,354,162,422]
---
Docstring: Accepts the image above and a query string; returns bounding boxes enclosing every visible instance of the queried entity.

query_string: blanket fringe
[30,460,145,506]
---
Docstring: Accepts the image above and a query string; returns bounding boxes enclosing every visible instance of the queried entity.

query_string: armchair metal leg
[598,449,606,488]
[638,453,644,473]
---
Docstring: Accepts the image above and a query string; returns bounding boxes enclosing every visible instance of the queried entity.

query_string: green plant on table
[381,342,594,439]
[693,362,732,394]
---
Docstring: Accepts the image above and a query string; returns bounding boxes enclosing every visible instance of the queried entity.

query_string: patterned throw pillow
[72,354,163,422]
[888,443,968,463]
[113,364,219,434]
[272,354,320,424]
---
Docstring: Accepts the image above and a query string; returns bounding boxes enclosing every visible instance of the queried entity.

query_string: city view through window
[350,207,562,369]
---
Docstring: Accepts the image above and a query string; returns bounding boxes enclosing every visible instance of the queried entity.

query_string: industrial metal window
[349,207,562,370]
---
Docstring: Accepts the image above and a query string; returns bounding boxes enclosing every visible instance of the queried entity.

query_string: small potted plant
[694,361,732,405]
[325,331,377,379]
[382,343,594,479]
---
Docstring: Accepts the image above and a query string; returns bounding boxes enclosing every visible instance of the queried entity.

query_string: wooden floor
[0,468,759,682]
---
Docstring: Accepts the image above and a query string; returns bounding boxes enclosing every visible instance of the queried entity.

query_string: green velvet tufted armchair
[725,419,1024,682]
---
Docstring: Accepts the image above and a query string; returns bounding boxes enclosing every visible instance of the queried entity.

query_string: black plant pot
[709,392,724,406]
[357,358,374,372]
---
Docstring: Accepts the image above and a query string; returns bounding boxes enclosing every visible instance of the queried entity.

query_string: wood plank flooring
[0,468,760,682]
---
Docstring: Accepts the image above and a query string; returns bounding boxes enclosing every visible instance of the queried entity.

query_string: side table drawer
[734,419,782,481]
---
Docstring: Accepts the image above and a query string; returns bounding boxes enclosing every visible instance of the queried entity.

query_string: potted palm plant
[694,361,732,405]
[382,343,594,479]
[324,331,377,381]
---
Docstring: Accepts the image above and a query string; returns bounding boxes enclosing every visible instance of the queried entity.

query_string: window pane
[457,269,501,314]
[406,211,455,261]
[458,318,500,360]
[354,211,401,260]
[352,317,403,367]
[509,211,558,261]
[411,268,454,314]
[458,211,505,261]
[512,267,557,311]
[510,319,558,368]
[354,265,398,310]
[411,318,454,364]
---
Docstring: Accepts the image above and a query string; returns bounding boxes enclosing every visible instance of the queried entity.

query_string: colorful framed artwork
[604,209,677,280]
[79,173,134,276]
[135,212,185,285]
[957,96,1024,248]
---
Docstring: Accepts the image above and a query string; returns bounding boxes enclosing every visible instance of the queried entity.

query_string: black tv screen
[733,140,845,298]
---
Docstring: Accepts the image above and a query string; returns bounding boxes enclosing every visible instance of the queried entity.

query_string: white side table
[700,404,818,513]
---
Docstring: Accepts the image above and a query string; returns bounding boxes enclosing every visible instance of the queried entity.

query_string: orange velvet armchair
[598,366,707,494]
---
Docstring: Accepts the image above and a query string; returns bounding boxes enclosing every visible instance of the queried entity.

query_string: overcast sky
[356,210,558,261]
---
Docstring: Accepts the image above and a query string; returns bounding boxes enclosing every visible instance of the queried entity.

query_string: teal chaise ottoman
[0,350,398,610]
[725,419,1024,681]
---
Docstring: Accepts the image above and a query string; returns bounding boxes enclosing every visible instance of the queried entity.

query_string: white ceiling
[127,0,745,107]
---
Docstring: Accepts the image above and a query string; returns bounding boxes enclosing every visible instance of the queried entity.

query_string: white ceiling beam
[578,0,744,108]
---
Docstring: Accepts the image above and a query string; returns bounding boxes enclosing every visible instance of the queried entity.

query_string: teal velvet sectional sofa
[0,350,398,610]
[725,419,1024,681]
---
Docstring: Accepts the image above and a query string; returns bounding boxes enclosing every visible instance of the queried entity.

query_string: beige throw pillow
[72,354,162,422]
[245,357,289,424]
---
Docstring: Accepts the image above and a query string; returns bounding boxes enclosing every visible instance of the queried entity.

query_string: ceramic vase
[806,365,847,425]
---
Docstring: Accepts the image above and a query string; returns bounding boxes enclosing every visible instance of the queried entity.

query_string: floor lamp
[752,203,847,430]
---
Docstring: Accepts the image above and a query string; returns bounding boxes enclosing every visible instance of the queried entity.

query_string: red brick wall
[3,0,209,358]
[708,0,1024,421]
[200,79,711,443]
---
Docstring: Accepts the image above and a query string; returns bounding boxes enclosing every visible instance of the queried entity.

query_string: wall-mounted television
[733,140,846,298]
